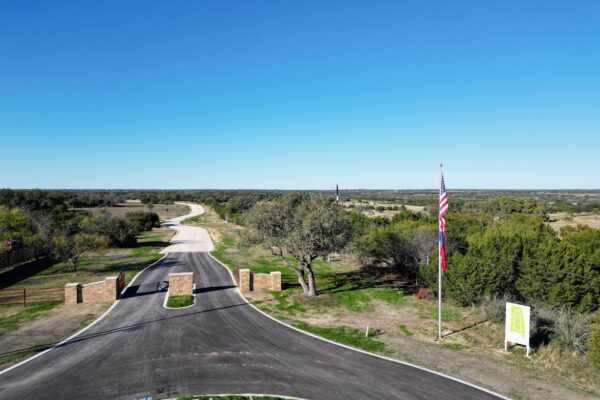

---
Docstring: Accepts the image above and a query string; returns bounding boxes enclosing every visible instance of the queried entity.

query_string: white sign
[504,302,530,356]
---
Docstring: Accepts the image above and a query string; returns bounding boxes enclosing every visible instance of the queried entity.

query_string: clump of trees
[246,194,350,296]
[125,211,161,232]
[419,215,600,312]
[0,194,161,273]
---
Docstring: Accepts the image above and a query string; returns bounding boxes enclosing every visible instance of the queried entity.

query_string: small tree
[247,194,350,296]
[53,233,108,273]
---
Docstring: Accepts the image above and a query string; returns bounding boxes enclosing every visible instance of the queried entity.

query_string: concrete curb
[162,283,197,310]
[207,251,512,400]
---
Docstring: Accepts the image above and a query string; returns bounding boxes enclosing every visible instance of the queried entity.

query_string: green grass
[166,295,194,308]
[441,342,467,351]
[211,235,238,267]
[271,289,306,314]
[398,324,413,336]
[294,321,386,353]
[330,287,407,312]
[333,287,373,312]
[412,298,464,324]
[181,214,205,225]
[0,302,61,335]
[0,349,41,369]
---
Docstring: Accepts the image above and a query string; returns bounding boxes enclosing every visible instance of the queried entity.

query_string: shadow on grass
[442,319,488,338]
[283,265,413,296]
[135,240,169,248]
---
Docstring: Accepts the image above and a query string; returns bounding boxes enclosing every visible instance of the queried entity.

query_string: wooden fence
[0,247,36,269]
[0,287,63,306]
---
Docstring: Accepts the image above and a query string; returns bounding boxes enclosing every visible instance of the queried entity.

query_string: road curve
[0,205,506,400]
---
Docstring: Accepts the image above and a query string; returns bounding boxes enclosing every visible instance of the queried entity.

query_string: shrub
[587,309,600,368]
[480,294,508,323]
[125,211,160,232]
[550,308,592,357]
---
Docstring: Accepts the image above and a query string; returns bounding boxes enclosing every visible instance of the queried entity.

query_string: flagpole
[438,163,443,340]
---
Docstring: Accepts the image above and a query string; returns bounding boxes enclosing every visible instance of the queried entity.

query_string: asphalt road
[0,207,506,399]
[0,252,505,400]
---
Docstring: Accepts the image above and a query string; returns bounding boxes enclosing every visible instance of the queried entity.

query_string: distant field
[73,201,190,221]
[342,200,426,218]
[547,212,600,231]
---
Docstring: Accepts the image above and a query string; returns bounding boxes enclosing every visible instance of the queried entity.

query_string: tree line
[0,199,159,272]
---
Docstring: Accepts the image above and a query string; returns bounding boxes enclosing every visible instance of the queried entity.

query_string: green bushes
[420,215,600,312]
[587,310,600,368]
[125,211,160,232]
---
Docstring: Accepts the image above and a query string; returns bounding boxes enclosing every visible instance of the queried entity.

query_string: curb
[163,283,197,310]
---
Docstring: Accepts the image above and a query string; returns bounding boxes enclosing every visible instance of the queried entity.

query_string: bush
[125,211,160,232]
[587,310,600,368]
[480,294,508,323]
[550,308,592,357]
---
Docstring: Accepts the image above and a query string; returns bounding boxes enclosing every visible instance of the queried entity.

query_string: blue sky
[1,0,599,189]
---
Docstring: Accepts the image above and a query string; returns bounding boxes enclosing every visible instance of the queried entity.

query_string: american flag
[439,173,448,272]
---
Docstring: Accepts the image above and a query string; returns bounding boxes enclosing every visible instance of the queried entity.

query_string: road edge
[206,252,512,400]
[0,254,169,376]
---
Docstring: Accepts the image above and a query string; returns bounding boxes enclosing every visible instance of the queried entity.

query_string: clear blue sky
[1,0,599,189]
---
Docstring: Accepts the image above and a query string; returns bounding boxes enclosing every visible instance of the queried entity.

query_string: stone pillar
[104,276,119,300]
[271,271,282,291]
[238,269,251,293]
[65,283,81,304]
[169,272,193,296]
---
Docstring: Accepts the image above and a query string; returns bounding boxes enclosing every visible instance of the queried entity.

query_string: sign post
[504,302,531,357]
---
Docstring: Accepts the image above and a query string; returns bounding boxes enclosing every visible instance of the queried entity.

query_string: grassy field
[193,205,600,400]
[548,212,600,231]
[167,295,194,308]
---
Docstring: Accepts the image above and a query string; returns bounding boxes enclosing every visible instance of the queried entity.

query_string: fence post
[23,288,26,307]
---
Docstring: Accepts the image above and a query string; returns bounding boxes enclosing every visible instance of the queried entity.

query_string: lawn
[166,295,194,308]
[293,321,386,352]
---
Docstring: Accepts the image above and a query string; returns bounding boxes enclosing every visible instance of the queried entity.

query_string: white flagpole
[438,163,443,340]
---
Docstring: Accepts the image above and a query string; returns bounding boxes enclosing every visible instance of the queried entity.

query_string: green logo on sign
[510,305,525,338]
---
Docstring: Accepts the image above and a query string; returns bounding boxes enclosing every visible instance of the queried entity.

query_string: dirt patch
[341,200,426,218]
[547,212,600,231]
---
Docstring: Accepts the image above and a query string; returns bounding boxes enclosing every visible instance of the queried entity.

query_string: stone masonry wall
[238,269,251,293]
[64,283,81,304]
[238,270,282,293]
[65,272,125,304]
[169,272,193,296]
